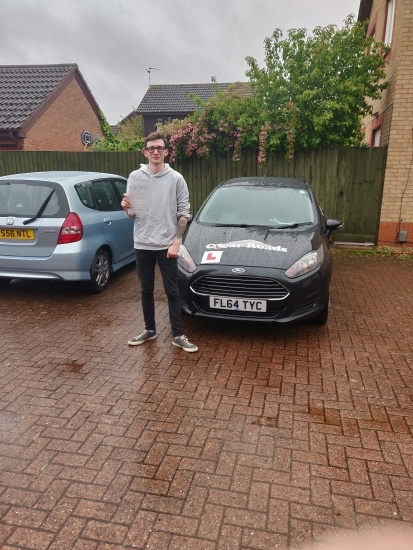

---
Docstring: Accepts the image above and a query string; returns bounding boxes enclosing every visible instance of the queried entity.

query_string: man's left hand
[167,242,180,258]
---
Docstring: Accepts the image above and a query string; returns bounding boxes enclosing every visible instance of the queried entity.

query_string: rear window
[0,181,69,218]
[197,185,315,227]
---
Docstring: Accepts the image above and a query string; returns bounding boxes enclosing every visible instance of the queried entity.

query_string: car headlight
[285,244,324,278]
[178,244,197,273]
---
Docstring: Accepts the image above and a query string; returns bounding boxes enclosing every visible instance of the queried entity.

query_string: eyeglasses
[145,146,167,153]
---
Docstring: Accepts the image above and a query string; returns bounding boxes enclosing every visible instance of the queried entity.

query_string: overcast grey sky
[1,0,361,124]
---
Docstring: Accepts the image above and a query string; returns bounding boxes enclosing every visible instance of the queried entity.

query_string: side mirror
[325,219,343,238]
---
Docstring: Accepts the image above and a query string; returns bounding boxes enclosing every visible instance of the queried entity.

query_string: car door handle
[104,218,112,225]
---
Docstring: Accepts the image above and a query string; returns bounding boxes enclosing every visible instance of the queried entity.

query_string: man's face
[143,139,168,165]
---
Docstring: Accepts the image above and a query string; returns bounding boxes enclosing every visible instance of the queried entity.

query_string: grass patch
[331,245,413,259]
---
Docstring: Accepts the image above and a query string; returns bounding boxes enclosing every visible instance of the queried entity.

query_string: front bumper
[178,263,330,324]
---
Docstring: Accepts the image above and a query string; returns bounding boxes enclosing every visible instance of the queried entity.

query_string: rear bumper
[0,242,99,281]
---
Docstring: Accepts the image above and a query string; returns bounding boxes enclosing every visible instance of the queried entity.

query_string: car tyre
[89,248,111,293]
[0,277,12,287]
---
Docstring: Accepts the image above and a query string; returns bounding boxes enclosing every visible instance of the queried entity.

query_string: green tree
[246,15,389,159]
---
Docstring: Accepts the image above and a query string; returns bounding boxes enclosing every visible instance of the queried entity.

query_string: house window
[367,26,376,54]
[373,127,382,147]
[384,0,395,45]
[155,117,163,131]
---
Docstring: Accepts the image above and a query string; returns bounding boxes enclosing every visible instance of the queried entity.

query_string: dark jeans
[135,249,182,338]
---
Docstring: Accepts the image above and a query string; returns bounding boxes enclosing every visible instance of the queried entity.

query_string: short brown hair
[144,131,168,149]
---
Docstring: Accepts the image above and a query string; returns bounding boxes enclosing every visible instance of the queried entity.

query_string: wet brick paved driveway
[1,251,413,550]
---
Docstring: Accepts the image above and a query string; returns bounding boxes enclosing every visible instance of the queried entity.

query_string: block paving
[1,251,413,549]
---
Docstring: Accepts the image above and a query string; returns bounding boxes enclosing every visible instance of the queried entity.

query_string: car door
[91,179,134,264]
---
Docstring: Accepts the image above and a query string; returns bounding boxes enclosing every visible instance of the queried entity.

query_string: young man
[121,131,198,353]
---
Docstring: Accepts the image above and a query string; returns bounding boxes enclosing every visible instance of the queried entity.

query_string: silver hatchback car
[0,171,135,292]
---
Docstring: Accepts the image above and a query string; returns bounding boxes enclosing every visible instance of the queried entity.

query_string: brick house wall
[361,0,413,245]
[23,78,102,152]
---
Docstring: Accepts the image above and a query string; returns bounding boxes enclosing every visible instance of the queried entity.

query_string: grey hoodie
[127,164,190,250]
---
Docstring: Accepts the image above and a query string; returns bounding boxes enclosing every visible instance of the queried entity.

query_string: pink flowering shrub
[161,83,271,164]
[257,121,271,164]
[160,82,299,165]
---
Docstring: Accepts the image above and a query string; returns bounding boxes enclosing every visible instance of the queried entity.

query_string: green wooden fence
[0,146,387,243]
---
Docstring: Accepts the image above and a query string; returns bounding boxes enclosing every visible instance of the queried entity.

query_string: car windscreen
[0,181,69,218]
[197,185,315,227]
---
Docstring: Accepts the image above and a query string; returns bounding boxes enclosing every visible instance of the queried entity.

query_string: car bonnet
[184,223,318,271]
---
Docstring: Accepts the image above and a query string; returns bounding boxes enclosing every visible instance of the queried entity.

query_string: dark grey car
[177,177,342,325]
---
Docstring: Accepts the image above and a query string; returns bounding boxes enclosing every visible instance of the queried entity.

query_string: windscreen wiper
[23,189,55,225]
[273,222,313,229]
[222,223,260,228]
[207,223,256,227]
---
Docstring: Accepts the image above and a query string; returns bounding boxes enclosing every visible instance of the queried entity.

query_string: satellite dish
[81,131,93,145]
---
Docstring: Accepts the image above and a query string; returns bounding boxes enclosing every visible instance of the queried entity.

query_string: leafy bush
[94,112,144,152]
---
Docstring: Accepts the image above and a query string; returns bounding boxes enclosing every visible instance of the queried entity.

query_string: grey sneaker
[172,335,198,353]
[128,330,157,346]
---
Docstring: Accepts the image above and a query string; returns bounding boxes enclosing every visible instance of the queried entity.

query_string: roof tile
[135,83,249,114]
[0,64,77,129]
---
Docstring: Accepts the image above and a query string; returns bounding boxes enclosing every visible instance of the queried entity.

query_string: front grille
[191,275,289,300]
[194,303,285,319]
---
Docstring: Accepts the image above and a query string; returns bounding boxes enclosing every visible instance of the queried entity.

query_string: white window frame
[373,127,382,147]
[384,0,395,45]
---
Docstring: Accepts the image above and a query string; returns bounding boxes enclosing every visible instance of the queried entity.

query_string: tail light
[58,212,83,244]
